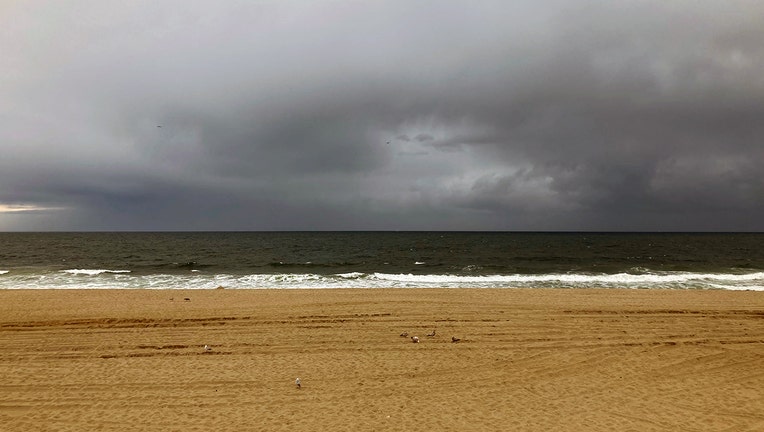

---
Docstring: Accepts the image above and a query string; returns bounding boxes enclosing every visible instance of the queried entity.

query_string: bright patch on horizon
[0,204,62,213]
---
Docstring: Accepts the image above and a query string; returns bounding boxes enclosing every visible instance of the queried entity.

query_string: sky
[2,0,763,231]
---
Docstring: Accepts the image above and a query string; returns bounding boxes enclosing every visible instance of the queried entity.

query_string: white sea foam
[0,270,8,275]
[337,272,365,279]
[369,271,764,289]
[1,270,763,290]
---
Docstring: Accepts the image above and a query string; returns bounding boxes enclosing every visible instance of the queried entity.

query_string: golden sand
[1,288,763,431]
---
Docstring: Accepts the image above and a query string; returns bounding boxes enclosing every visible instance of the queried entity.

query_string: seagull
[411,336,419,343]
[295,378,301,389]
[451,336,461,343]
[427,329,436,337]
[204,344,212,352]
[400,331,408,337]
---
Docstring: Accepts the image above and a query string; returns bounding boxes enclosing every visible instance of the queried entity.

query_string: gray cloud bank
[2,0,763,231]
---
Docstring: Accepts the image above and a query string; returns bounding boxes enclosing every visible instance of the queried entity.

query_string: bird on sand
[427,329,436,337]
[411,336,420,343]
[400,331,408,337]
[451,336,461,343]
[295,378,302,389]
[204,344,212,351]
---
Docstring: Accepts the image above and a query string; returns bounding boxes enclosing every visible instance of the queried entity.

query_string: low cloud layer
[2,1,763,230]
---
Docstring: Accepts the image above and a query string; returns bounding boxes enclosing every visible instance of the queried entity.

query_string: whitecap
[62,269,132,276]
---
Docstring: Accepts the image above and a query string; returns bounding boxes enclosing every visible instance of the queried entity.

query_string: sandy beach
[1,288,763,431]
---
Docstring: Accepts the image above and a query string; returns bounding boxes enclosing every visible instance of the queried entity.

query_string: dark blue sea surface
[1,232,762,289]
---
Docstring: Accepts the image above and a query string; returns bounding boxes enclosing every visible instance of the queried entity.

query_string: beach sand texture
[1,288,763,432]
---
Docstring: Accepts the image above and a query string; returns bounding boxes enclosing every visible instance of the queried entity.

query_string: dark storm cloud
[2,0,764,230]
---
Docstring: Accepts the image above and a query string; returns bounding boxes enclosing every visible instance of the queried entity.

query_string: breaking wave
[0,269,762,290]
[61,269,132,275]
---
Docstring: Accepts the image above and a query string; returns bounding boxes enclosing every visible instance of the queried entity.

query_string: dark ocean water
[1,232,763,290]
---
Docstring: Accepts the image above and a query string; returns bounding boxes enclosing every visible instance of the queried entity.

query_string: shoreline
[2,288,763,431]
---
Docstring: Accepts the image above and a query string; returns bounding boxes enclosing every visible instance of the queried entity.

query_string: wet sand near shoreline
[1,288,763,431]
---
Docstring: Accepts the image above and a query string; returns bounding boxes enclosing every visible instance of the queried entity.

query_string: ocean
[1,232,763,290]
